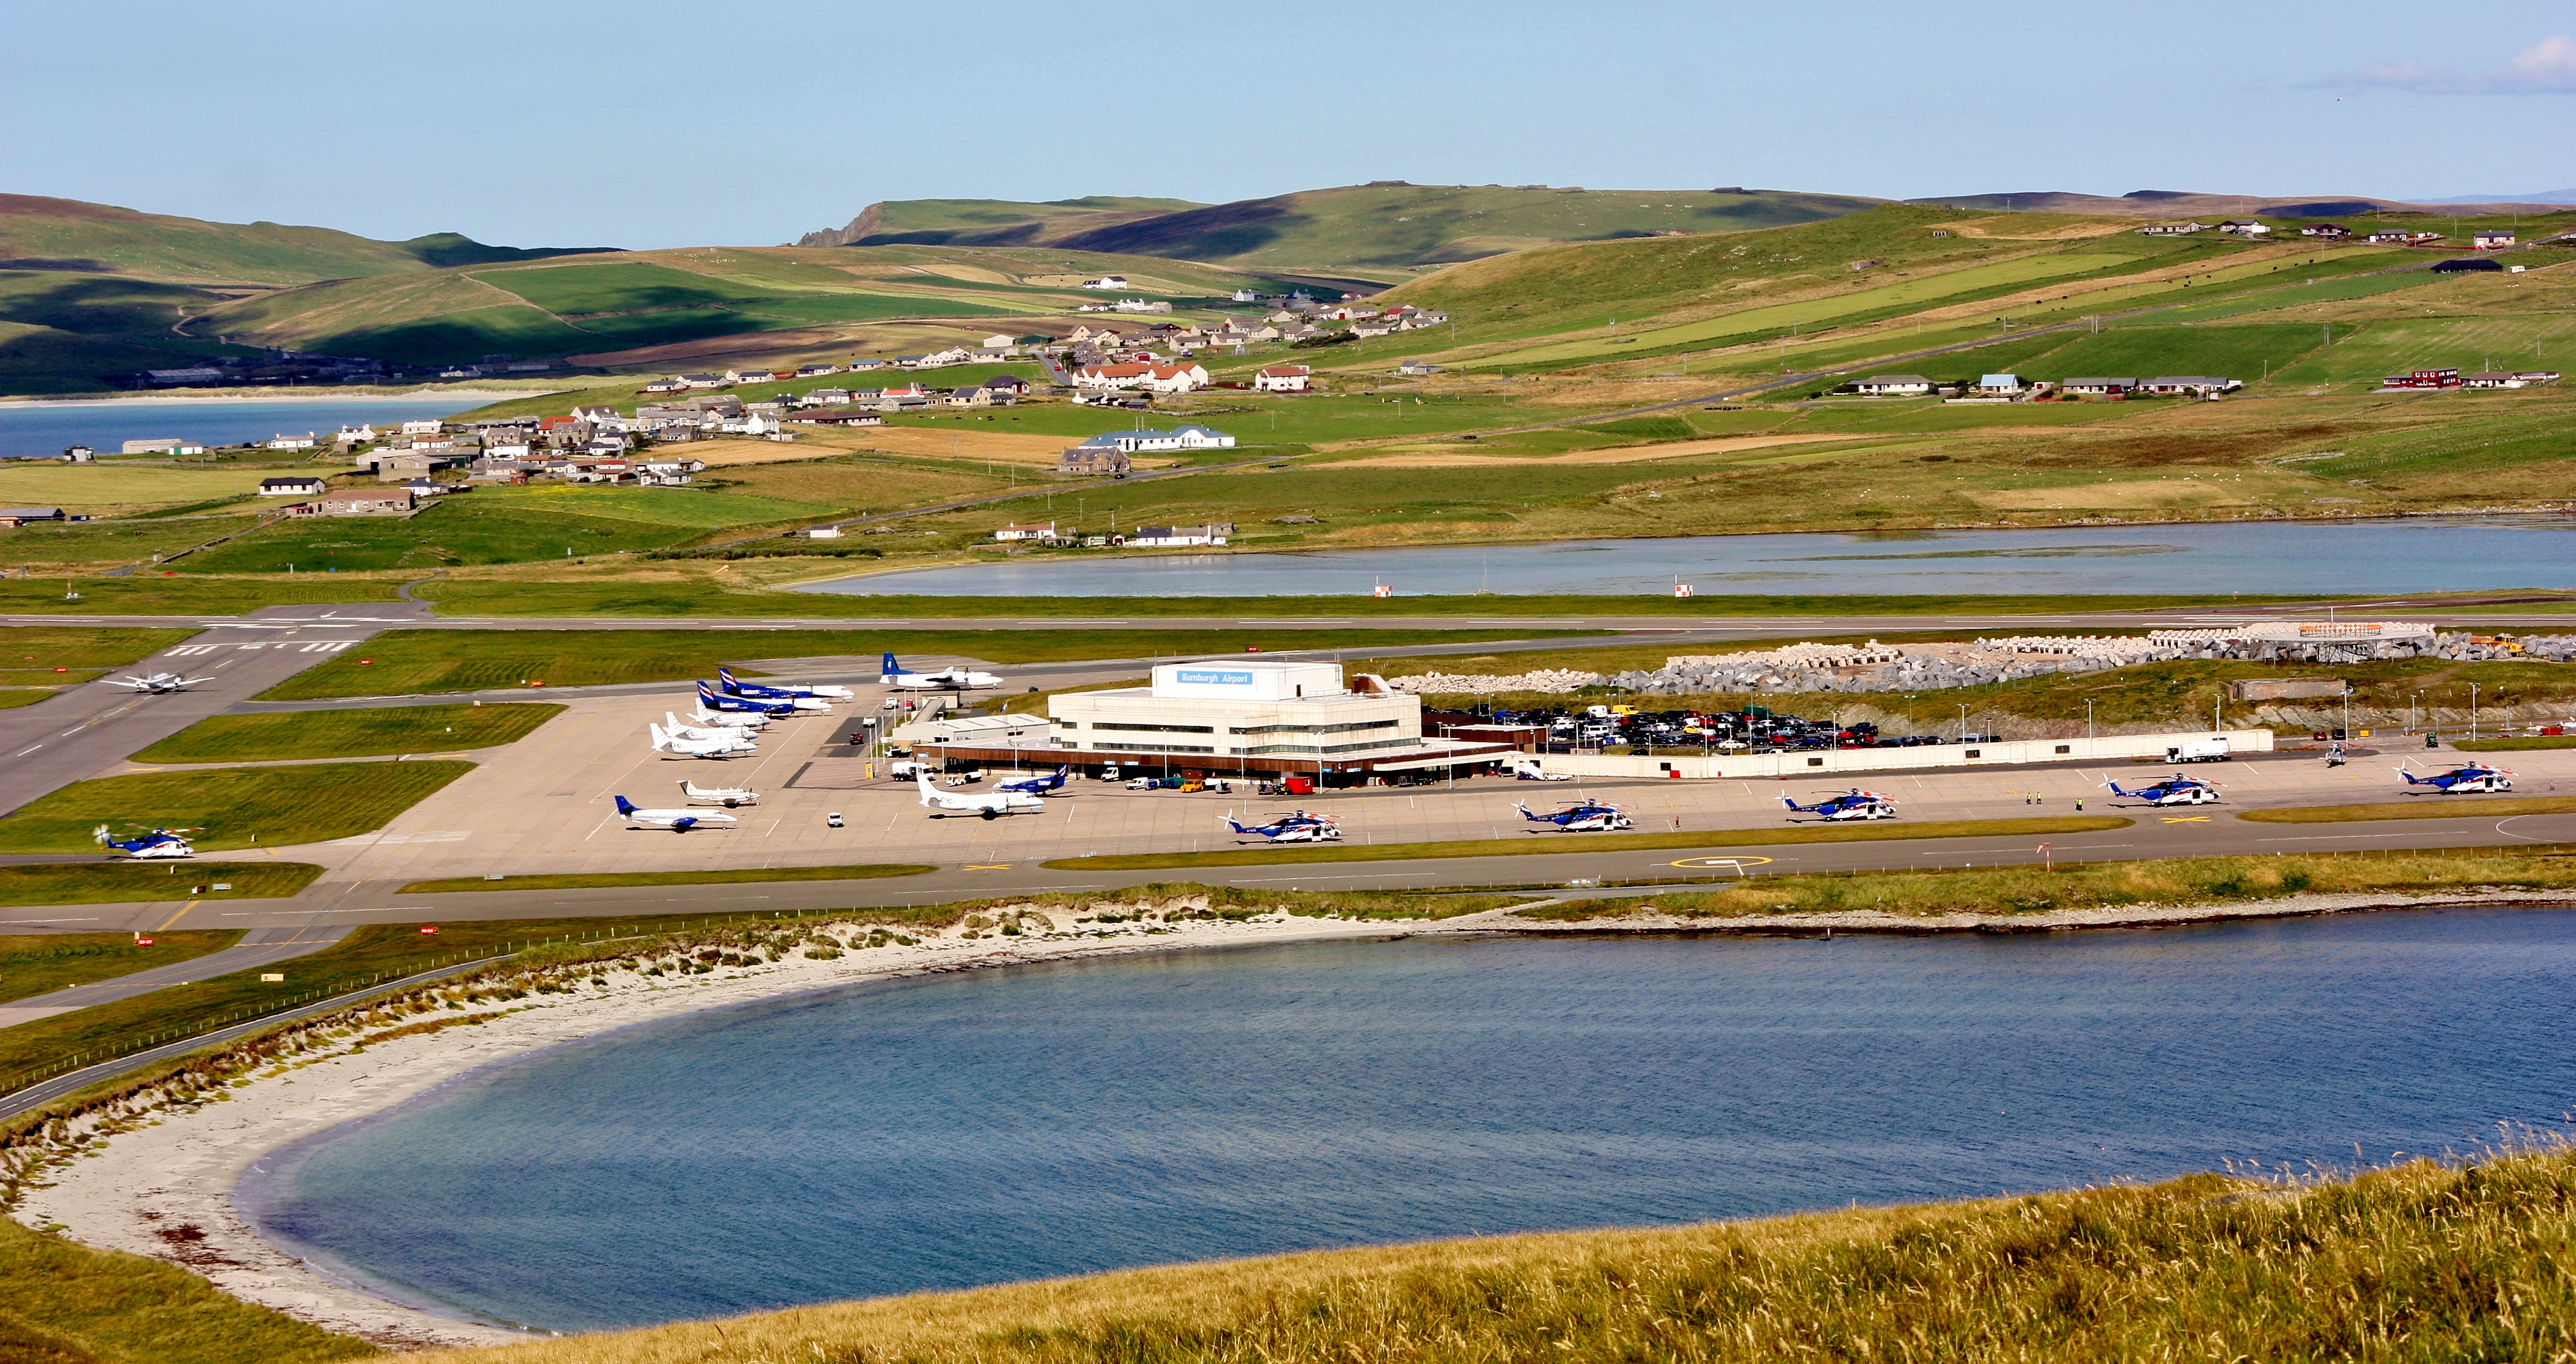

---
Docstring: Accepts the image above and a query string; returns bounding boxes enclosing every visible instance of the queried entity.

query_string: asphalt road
[0,605,423,820]
[12,805,2565,934]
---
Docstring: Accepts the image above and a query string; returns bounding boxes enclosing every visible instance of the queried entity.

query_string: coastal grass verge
[2236,796,2576,824]
[1040,816,2130,871]
[0,862,322,911]
[397,863,937,894]
[427,1138,2576,1364]
[1519,847,2576,922]
[0,1216,370,1364]
[0,930,240,1005]
[2457,735,2576,752]
[128,703,563,764]
[257,627,1599,700]
[0,762,475,854]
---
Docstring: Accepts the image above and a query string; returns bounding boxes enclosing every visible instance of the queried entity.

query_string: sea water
[243,910,2576,1333]
[794,516,2576,597]
[0,396,479,461]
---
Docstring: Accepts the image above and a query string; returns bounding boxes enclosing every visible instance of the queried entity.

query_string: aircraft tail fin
[916,771,937,805]
[615,796,637,816]
[1778,795,1802,811]
[881,651,901,681]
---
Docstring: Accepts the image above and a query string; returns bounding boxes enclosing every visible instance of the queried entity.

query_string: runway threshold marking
[1668,856,1776,868]
[964,863,1013,869]
[155,900,198,930]
[2161,816,2212,823]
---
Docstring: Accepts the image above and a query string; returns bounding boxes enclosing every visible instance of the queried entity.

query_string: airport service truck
[2165,737,2232,764]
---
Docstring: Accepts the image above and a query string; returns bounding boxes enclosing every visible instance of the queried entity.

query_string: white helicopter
[614,796,739,831]
[105,671,215,694]
[917,771,1043,820]
[678,778,759,808]
[649,721,756,759]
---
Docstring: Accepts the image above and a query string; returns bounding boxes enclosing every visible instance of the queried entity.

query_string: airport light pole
[2470,683,2480,742]
[2085,699,2094,745]
[1958,704,1968,742]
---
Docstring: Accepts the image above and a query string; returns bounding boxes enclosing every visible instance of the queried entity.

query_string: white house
[1072,362,1153,391]
[2138,221,2207,236]
[1254,364,1311,393]
[2216,219,2270,236]
[994,521,1057,542]
[794,363,842,378]
[1852,375,1933,397]
[1138,362,1211,394]
[400,419,445,436]
[1975,373,2023,394]
[267,433,318,451]
[644,377,690,393]
[1081,275,1131,290]
[677,373,725,389]
[259,476,328,496]
[2473,231,2517,250]
[1126,524,1233,548]
[1129,425,1235,452]
[982,334,1017,351]
[2060,377,2138,396]
[334,424,378,444]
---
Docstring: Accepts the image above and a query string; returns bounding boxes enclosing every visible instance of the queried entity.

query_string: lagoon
[798,516,2576,597]
[0,395,487,461]
[244,909,2576,1334]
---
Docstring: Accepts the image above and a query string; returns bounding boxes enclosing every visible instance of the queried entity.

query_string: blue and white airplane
[2396,760,2514,794]
[1222,809,1343,843]
[92,823,194,859]
[1780,788,1898,822]
[1516,799,1634,832]
[614,796,739,832]
[997,764,1071,795]
[695,681,796,718]
[2103,774,2222,807]
[881,652,1004,692]
[717,666,851,702]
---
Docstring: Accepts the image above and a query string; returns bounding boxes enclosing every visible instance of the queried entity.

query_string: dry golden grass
[427,1137,2576,1364]
[843,427,1084,466]
[1964,477,2257,509]
[1946,214,2143,241]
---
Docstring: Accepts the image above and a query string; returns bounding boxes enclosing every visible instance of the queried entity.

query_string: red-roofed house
[1072,362,1154,391]
[1253,364,1311,394]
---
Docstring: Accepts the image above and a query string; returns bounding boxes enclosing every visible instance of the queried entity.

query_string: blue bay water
[795,516,2576,597]
[244,911,2576,1334]
[0,397,481,461]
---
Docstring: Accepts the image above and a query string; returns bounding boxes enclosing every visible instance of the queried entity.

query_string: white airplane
[105,672,215,694]
[717,666,852,701]
[649,722,756,759]
[614,796,739,831]
[665,712,762,744]
[917,771,1043,819]
[678,778,759,808]
[882,651,1004,692]
[684,701,769,731]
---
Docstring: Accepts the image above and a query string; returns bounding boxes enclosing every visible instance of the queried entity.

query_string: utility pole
[2085,698,2094,744]
[2470,683,2480,741]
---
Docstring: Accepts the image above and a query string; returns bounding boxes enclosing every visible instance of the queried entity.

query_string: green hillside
[1052,183,1883,270]
[799,196,1210,247]
[0,194,607,286]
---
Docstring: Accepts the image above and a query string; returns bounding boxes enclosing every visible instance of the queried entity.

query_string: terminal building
[910,660,1519,784]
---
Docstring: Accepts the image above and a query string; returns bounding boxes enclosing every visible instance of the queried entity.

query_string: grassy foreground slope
[441,1141,2576,1364]
[0,193,602,286]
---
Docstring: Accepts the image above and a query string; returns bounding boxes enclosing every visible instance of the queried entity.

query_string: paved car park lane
[0,606,424,820]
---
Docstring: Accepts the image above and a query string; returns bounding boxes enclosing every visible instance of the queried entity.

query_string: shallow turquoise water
[244,911,2576,1333]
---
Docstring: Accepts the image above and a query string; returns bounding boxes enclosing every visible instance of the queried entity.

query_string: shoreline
[8,910,1421,1349]
[0,388,547,410]
[11,888,2574,1350]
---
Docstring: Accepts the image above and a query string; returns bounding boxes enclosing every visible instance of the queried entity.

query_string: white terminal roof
[1149,660,1345,701]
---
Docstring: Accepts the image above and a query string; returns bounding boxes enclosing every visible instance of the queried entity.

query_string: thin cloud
[2322,35,2576,94]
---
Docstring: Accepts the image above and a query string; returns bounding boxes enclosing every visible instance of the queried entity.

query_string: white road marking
[15,744,41,756]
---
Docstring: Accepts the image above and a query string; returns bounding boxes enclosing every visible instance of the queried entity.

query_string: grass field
[175,487,840,573]
[257,626,1599,699]
[0,464,323,516]
[0,762,473,853]
[1043,816,2130,871]
[0,1215,370,1364]
[2458,735,2576,752]
[427,1137,2576,1364]
[0,512,270,570]
[0,575,399,616]
[0,863,320,913]
[0,929,238,1004]
[0,627,195,693]
[2236,796,2576,823]
[129,703,563,763]
[397,863,935,894]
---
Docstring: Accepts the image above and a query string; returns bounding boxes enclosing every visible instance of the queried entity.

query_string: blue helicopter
[998,764,1071,795]
[1516,799,1634,832]
[1779,788,1898,822]
[92,823,196,859]
[695,681,795,718]
[2396,759,2514,793]
[2103,773,2222,807]
[1222,809,1343,843]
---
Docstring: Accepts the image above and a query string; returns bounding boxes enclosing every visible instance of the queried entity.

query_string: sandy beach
[10,887,2571,1351]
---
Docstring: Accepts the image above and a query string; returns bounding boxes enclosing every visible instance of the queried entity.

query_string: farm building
[2473,232,2516,250]
[259,476,328,496]
[1852,375,1932,397]
[2432,257,2503,274]
[2381,368,2463,391]
[1254,364,1312,393]
[2060,377,2138,396]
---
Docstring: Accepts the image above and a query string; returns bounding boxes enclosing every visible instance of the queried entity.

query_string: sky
[7,0,2573,250]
